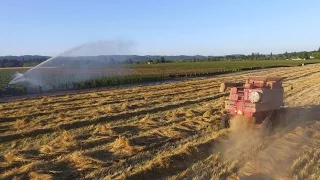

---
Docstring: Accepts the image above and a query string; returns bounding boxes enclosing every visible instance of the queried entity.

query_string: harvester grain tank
[220,76,286,135]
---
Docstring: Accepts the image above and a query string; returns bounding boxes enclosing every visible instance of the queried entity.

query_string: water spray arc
[9,40,134,92]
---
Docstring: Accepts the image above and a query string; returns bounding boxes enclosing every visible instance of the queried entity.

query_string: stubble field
[0,64,320,179]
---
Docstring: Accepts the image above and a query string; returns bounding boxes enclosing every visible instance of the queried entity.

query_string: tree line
[0,55,50,68]
[0,48,319,67]
[200,48,320,62]
[143,48,320,63]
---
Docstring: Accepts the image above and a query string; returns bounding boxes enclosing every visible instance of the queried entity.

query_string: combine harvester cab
[220,76,286,135]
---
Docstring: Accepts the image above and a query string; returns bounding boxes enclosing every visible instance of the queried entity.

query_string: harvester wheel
[220,115,229,129]
[260,119,272,136]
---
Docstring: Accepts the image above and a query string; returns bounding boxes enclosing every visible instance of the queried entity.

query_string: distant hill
[0,55,50,67]
[0,55,208,61]
[0,55,208,67]
[51,55,208,62]
[0,49,318,68]
[0,55,51,61]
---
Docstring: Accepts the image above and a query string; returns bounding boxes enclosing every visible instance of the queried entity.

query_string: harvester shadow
[239,105,320,180]
[271,105,320,135]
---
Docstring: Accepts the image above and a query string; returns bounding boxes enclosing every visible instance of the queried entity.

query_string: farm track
[1,64,320,179]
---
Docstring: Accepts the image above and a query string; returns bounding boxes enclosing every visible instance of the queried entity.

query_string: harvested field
[1,64,320,179]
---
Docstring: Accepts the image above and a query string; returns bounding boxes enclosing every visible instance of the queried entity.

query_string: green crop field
[0,67,30,86]
[128,60,320,75]
[129,60,317,70]
[0,60,319,89]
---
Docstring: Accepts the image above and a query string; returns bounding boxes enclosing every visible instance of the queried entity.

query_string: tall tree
[153,58,160,64]
[269,52,273,60]
[160,57,165,63]
[284,51,288,59]
[298,51,309,59]
[311,52,320,59]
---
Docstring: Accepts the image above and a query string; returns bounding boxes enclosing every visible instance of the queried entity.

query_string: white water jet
[9,40,135,90]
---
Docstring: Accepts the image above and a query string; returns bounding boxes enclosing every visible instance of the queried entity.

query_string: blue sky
[1,0,320,56]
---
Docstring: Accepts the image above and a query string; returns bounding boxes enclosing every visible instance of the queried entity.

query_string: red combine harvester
[219,76,287,135]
